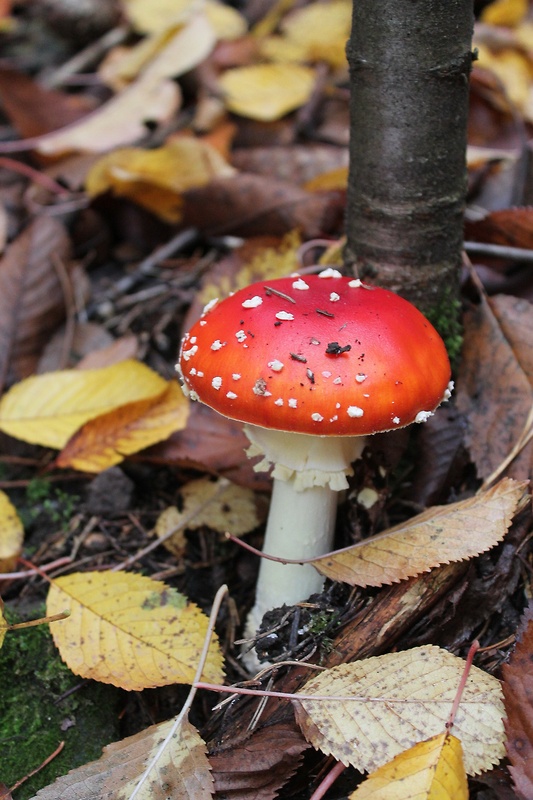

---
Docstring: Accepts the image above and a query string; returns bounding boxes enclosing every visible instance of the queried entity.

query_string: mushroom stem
[244,425,366,637]
[246,478,338,634]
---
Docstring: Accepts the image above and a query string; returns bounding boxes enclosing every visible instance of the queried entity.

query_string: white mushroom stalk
[177,271,453,657]
[244,425,365,633]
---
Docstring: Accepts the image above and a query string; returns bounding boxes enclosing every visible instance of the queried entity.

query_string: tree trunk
[344,0,474,355]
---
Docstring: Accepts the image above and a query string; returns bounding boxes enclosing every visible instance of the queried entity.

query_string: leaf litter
[0,1,531,798]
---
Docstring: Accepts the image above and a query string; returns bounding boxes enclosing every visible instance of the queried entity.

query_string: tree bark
[344,0,474,347]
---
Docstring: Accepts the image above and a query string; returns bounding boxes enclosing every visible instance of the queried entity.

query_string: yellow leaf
[46,571,224,690]
[294,646,505,776]
[177,477,262,535]
[304,166,348,192]
[0,490,23,572]
[219,63,316,121]
[123,0,198,33]
[350,732,468,799]
[156,506,188,558]
[277,0,351,69]
[86,138,235,223]
[0,360,167,450]
[474,43,533,117]
[480,0,528,27]
[100,13,216,91]
[205,0,247,40]
[313,478,526,586]
[56,381,189,472]
[29,716,213,800]
[0,598,7,649]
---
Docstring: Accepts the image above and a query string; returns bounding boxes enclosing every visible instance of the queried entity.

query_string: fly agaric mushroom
[177,270,452,639]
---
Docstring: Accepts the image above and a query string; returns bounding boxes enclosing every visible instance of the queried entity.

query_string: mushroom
[177,271,452,641]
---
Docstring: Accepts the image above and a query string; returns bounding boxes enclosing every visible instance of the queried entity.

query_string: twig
[0,557,72,581]
[464,240,533,263]
[309,760,346,800]
[1,741,65,800]
[127,584,228,800]
[479,403,533,491]
[446,640,479,731]
[39,25,130,89]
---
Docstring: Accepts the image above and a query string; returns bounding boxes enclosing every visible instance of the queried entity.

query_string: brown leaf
[145,402,270,490]
[456,292,533,481]
[230,143,349,185]
[182,173,344,238]
[0,68,96,140]
[502,602,533,800]
[313,478,526,587]
[465,208,533,250]
[210,721,308,800]
[0,217,71,389]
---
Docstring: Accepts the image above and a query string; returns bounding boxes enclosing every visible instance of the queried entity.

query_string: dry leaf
[219,63,316,121]
[313,478,526,586]
[56,381,190,472]
[502,603,533,799]
[0,217,71,387]
[262,0,351,70]
[0,597,7,649]
[156,507,187,558]
[32,716,213,800]
[123,0,198,33]
[46,571,224,690]
[293,645,505,775]
[456,293,533,482]
[86,137,235,223]
[350,732,468,799]
[0,359,167,449]
[480,0,528,27]
[35,76,180,156]
[0,490,23,573]
[176,476,262,535]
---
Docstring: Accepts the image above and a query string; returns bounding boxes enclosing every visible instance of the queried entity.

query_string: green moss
[422,288,463,367]
[0,608,120,799]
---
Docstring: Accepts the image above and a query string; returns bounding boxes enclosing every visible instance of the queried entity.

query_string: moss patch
[0,607,120,799]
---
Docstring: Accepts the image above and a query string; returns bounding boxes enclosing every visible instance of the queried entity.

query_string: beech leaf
[0,359,167,450]
[293,646,505,775]
[350,732,468,799]
[56,381,189,472]
[31,716,213,800]
[46,571,225,690]
[502,603,533,799]
[313,478,527,586]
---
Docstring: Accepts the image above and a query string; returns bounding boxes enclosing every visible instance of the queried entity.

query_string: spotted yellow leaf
[350,732,468,799]
[0,360,167,450]
[47,571,224,690]
[219,63,315,121]
[0,490,23,572]
[31,716,212,800]
[56,381,189,472]
[313,478,527,586]
[294,646,505,776]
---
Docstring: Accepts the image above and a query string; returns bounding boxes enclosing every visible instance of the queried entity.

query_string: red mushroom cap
[178,272,452,436]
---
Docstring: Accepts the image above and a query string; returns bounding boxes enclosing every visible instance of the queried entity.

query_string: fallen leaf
[0,359,167,449]
[219,63,316,121]
[171,476,263,536]
[465,207,533,250]
[0,597,7,648]
[32,716,213,800]
[230,143,349,186]
[480,0,528,27]
[0,490,23,573]
[46,571,224,690]
[0,67,96,140]
[146,402,269,490]
[34,76,180,156]
[182,172,343,238]
[293,645,505,775]
[56,381,190,472]
[313,478,526,586]
[262,0,351,70]
[0,217,71,388]
[456,292,533,481]
[86,137,235,223]
[209,721,309,800]
[156,507,187,559]
[502,603,533,799]
[123,0,197,33]
[350,732,468,799]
